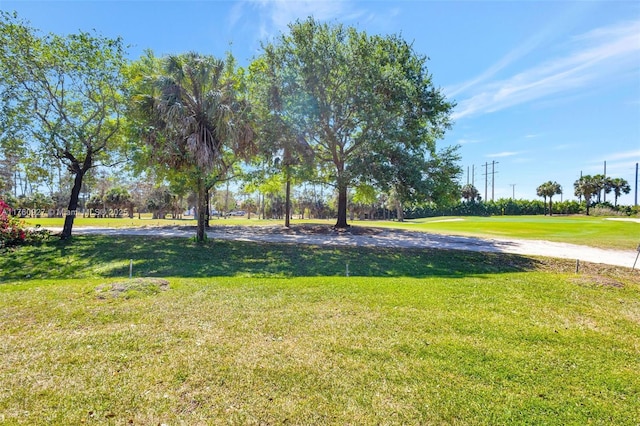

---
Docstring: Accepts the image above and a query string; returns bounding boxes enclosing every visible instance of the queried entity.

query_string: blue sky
[2,0,639,205]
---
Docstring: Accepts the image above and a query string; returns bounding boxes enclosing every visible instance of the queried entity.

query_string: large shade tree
[0,12,127,238]
[128,52,254,241]
[259,18,457,228]
[247,56,314,228]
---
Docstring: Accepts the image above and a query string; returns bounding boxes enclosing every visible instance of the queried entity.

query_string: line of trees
[2,12,637,243]
[1,12,461,241]
[573,174,631,215]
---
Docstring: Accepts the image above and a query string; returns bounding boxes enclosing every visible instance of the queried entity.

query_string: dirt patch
[281,225,385,236]
[533,257,637,276]
[570,275,625,289]
[95,278,170,299]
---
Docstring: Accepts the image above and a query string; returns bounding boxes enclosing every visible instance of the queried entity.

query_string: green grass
[1,236,639,424]
[385,216,640,250]
[0,235,547,282]
[2,276,638,424]
[22,214,640,250]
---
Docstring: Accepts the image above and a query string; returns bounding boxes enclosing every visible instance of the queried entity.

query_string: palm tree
[574,175,599,216]
[133,52,254,241]
[537,181,562,216]
[461,184,480,202]
[610,177,631,207]
[536,183,548,215]
[591,174,612,204]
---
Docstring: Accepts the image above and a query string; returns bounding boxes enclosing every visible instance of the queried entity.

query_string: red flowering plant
[0,198,50,249]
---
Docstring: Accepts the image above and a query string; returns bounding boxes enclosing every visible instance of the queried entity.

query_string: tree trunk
[396,200,404,222]
[284,173,291,228]
[61,170,85,239]
[335,183,349,228]
[196,177,207,242]
[549,198,553,216]
[205,188,210,228]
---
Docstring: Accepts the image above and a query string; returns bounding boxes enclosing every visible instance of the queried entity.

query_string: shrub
[590,204,625,217]
[0,198,51,249]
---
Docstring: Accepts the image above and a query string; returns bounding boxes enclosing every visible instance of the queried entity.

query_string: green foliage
[12,192,53,213]
[461,183,480,202]
[0,11,128,238]
[127,51,254,240]
[0,197,50,249]
[407,198,591,218]
[258,17,457,227]
[574,175,631,215]
[145,186,180,219]
[609,177,631,207]
[536,180,562,215]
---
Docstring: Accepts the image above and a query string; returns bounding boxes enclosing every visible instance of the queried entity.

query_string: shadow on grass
[0,235,546,281]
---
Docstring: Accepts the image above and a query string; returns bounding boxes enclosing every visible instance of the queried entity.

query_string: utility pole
[491,161,499,201]
[603,160,607,203]
[472,164,475,186]
[635,162,638,206]
[578,170,583,203]
[483,162,488,202]
[509,184,516,199]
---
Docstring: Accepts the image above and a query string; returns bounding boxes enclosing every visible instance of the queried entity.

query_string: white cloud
[457,138,480,145]
[603,149,640,162]
[241,0,360,39]
[486,151,521,158]
[451,19,640,120]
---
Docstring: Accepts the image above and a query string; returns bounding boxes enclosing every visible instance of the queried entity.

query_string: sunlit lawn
[1,236,639,424]
[403,215,639,250]
[21,214,639,250]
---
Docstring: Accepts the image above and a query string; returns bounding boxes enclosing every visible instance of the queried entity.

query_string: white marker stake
[129,259,133,279]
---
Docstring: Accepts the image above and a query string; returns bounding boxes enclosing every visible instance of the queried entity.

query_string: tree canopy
[574,175,599,216]
[536,181,562,216]
[258,17,458,228]
[127,51,254,241]
[0,11,128,238]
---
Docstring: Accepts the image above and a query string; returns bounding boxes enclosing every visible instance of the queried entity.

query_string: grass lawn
[392,216,640,251]
[21,214,640,250]
[1,236,639,424]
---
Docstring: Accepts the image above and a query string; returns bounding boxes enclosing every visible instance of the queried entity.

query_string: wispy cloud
[486,151,522,158]
[451,19,640,120]
[602,149,640,162]
[552,143,576,151]
[237,0,363,40]
[584,150,640,177]
[457,138,480,145]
